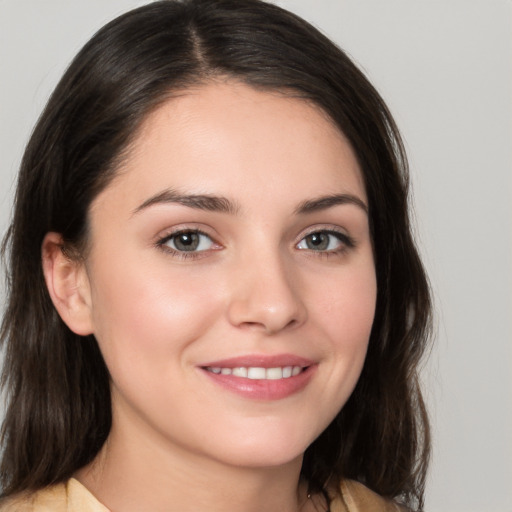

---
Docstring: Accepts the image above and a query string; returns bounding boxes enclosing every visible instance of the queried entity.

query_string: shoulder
[0,483,67,512]
[332,480,405,512]
[0,479,109,512]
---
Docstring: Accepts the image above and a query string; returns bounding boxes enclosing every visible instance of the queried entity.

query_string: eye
[160,230,215,253]
[296,230,352,252]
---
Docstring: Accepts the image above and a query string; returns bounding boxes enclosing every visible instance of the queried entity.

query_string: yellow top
[0,478,402,512]
[0,480,108,512]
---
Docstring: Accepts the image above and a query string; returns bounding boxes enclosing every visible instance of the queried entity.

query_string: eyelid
[154,223,219,243]
[295,225,356,254]
[296,225,354,243]
[164,231,213,250]
[155,225,223,259]
[153,223,355,260]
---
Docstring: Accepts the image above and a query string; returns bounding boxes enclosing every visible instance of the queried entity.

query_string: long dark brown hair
[0,0,432,509]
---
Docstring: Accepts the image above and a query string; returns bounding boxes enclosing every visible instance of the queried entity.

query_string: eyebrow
[132,189,240,216]
[133,189,367,217]
[295,194,368,215]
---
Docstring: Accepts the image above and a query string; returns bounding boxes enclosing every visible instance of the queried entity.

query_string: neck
[75,412,316,512]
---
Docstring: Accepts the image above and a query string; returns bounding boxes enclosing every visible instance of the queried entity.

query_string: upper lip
[199,354,315,369]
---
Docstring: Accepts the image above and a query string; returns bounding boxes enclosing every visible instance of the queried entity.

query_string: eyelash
[156,227,355,260]
[297,229,355,258]
[156,229,218,260]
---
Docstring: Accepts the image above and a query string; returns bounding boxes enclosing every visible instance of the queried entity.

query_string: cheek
[310,260,376,395]
[87,254,222,376]
[314,260,377,343]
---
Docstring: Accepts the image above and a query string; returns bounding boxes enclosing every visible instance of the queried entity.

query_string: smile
[205,366,304,380]
[199,355,316,400]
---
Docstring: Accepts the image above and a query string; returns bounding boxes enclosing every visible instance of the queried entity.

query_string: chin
[213,443,306,470]
[199,418,321,470]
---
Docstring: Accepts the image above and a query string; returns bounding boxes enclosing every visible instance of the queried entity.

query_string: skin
[43,81,377,512]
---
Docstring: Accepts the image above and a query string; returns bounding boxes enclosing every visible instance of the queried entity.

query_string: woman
[0,1,432,511]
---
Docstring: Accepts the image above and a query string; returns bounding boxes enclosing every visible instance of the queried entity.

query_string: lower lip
[200,366,316,400]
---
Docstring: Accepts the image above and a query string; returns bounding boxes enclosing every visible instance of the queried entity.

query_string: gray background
[1,1,511,511]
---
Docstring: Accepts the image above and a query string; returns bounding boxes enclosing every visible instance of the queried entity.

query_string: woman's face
[80,82,376,469]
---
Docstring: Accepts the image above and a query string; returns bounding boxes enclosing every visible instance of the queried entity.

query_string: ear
[41,232,94,336]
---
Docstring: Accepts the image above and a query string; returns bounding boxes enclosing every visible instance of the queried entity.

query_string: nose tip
[226,261,307,335]
[228,301,302,334]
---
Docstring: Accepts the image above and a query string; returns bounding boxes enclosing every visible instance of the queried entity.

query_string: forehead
[93,81,366,215]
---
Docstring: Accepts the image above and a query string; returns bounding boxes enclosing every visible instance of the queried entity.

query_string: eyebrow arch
[295,194,368,215]
[132,189,240,216]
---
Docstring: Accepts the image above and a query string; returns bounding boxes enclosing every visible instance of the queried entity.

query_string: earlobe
[41,232,94,336]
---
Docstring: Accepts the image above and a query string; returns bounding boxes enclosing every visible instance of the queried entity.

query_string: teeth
[292,366,301,377]
[247,367,266,379]
[232,367,248,378]
[266,367,283,380]
[206,365,304,380]
[282,366,292,378]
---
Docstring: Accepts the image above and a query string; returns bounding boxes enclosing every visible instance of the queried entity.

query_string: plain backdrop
[1,1,511,511]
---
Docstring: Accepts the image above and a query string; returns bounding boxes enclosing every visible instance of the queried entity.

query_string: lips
[199,354,316,400]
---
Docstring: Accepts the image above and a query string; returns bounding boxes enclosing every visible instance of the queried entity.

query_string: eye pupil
[306,233,329,250]
[174,232,199,251]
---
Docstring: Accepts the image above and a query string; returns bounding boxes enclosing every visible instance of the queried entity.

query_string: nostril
[238,317,299,334]
[226,273,307,333]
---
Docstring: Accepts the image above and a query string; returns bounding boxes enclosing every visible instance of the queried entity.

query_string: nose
[226,251,307,335]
